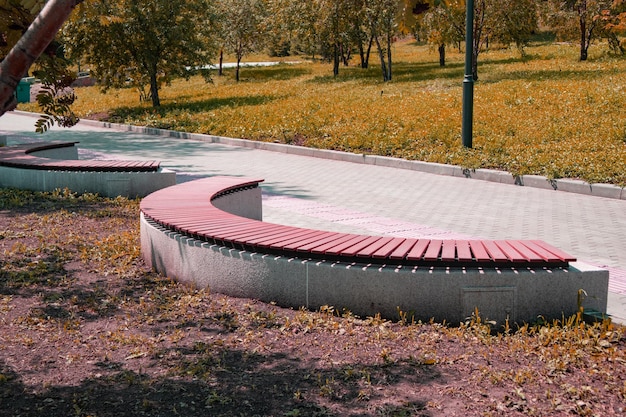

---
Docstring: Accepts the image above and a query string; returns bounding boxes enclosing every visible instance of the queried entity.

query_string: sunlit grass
[20,39,626,185]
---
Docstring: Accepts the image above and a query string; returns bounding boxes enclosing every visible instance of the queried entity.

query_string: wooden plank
[517,240,561,262]
[338,236,385,257]
[456,240,473,262]
[270,230,333,251]
[355,237,396,258]
[440,240,457,261]
[298,233,355,253]
[423,240,443,261]
[387,238,418,260]
[468,240,491,262]
[319,235,371,255]
[494,240,526,262]
[530,240,577,262]
[371,238,406,259]
[405,239,430,261]
[481,240,509,262]
[506,240,545,262]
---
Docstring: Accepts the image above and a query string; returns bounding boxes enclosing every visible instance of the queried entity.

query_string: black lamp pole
[462,0,474,149]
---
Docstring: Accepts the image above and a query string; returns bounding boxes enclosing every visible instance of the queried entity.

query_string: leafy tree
[0,0,82,122]
[216,0,268,82]
[490,0,538,57]
[543,0,615,60]
[366,0,400,81]
[63,0,217,107]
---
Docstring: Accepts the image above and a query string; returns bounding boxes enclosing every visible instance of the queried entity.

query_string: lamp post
[462,0,474,149]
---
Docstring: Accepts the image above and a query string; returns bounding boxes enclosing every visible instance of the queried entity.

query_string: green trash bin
[16,80,31,103]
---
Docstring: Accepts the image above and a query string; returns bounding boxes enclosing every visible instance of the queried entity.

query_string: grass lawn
[21,39,626,185]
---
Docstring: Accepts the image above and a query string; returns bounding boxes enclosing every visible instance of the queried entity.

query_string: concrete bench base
[0,138,175,197]
[0,165,176,198]
[140,183,609,326]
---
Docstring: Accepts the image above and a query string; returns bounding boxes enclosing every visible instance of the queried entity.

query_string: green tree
[544,0,614,60]
[217,0,268,82]
[366,0,401,81]
[490,0,538,57]
[63,0,217,107]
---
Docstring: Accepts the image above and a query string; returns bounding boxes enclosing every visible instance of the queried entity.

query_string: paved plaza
[2,111,625,323]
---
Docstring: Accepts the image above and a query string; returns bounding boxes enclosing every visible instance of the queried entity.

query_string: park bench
[0,141,161,172]
[0,140,175,197]
[140,176,609,326]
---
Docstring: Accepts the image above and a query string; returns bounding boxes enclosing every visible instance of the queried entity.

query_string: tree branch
[0,0,84,117]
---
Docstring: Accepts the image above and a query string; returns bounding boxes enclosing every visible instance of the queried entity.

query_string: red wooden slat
[247,228,320,247]
[530,240,577,262]
[388,238,418,260]
[517,240,561,262]
[355,237,396,258]
[482,240,509,262]
[506,240,545,262]
[494,240,526,262]
[271,231,334,251]
[319,234,371,255]
[456,240,473,261]
[423,240,443,261]
[468,240,491,262]
[339,236,385,257]
[441,240,456,261]
[371,238,406,259]
[405,239,430,261]
[298,233,355,253]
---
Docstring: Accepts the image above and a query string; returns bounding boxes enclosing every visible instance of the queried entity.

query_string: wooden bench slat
[269,230,333,251]
[494,240,527,262]
[517,240,562,262]
[456,240,473,261]
[468,240,491,262]
[481,240,509,262]
[316,234,372,255]
[506,240,546,262]
[387,238,418,260]
[530,240,577,262]
[254,228,323,249]
[297,232,356,253]
[423,240,443,261]
[371,238,407,259]
[441,240,457,261]
[337,236,385,257]
[355,237,397,258]
[405,239,430,261]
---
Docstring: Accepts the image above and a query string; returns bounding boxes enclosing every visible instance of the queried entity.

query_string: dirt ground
[0,189,625,416]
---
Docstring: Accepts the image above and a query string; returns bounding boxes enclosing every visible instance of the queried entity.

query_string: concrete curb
[21,111,626,200]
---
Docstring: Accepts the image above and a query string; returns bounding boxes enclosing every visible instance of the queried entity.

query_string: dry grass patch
[21,40,626,184]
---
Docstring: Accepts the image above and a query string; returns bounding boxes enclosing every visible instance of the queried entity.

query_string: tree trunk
[374,35,389,82]
[218,48,224,76]
[0,0,83,117]
[364,35,373,68]
[333,42,340,76]
[149,70,160,107]
[438,44,446,67]
[386,31,392,81]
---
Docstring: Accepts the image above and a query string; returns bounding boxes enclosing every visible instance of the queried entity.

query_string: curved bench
[140,176,609,325]
[0,141,175,197]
